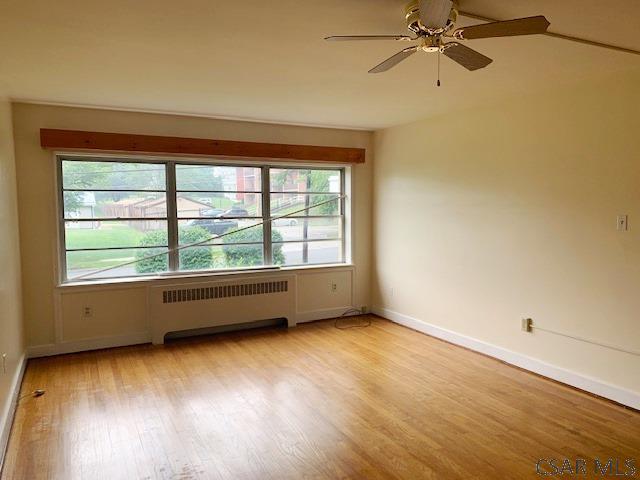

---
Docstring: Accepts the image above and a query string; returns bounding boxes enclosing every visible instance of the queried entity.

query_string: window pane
[66,247,169,280]
[270,193,341,216]
[63,191,167,219]
[62,160,165,191]
[176,165,261,191]
[271,217,341,242]
[274,240,342,266]
[59,160,347,282]
[176,193,261,218]
[270,168,341,193]
[179,245,264,271]
[178,220,262,245]
[65,221,168,250]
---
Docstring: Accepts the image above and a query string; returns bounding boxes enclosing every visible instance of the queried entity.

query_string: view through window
[60,158,346,281]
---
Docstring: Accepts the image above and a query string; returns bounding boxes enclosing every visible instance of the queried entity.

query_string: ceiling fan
[325,0,550,81]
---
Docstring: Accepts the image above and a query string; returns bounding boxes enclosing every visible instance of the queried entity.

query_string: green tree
[307,170,338,215]
[271,230,285,265]
[107,163,166,202]
[135,226,213,273]
[179,227,215,271]
[134,230,169,274]
[62,161,166,212]
[175,166,226,209]
[177,166,224,191]
[62,161,112,213]
[271,169,339,215]
[222,228,285,266]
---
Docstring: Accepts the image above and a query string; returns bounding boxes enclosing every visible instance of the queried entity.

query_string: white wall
[372,71,640,401]
[12,103,372,352]
[0,98,25,463]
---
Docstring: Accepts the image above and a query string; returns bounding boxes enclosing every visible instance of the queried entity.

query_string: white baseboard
[0,352,27,472]
[27,332,151,358]
[296,306,360,324]
[27,307,359,356]
[373,306,640,410]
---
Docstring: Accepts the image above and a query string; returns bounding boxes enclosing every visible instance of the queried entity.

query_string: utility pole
[302,174,311,263]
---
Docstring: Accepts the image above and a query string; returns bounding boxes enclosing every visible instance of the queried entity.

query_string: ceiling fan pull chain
[437,48,442,87]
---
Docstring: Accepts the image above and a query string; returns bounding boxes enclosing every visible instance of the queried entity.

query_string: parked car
[224,206,249,217]
[191,209,238,235]
[201,208,224,217]
[274,217,298,226]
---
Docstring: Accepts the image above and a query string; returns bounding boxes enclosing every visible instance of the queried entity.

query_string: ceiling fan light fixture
[421,37,441,53]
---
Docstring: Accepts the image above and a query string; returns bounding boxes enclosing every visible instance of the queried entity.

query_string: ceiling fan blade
[454,15,550,40]
[325,35,413,42]
[442,43,493,71]
[419,0,454,30]
[369,46,419,73]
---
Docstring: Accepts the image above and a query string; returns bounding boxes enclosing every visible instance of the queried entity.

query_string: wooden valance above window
[40,129,365,164]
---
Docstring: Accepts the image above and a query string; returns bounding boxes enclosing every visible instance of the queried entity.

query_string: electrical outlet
[83,306,93,318]
[2,354,7,374]
[617,215,629,231]
[521,318,533,333]
[330,282,338,293]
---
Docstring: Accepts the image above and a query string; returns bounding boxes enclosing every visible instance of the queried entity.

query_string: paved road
[279,241,341,265]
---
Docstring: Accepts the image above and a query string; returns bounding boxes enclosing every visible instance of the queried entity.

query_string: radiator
[148,275,296,344]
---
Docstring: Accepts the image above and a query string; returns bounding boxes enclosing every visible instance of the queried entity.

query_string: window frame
[56,154,349,284]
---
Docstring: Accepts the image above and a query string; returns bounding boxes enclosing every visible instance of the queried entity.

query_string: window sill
[56,263,355,290]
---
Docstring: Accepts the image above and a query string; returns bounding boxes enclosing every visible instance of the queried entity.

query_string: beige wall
[372,71,640,395]
[12,103,372,348]
[0,98,24,451]
[12,70,640,400]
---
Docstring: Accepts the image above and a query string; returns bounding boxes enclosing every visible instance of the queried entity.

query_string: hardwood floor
[3,316,639,479]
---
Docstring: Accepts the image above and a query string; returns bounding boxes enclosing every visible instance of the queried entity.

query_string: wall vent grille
[162,280,288,304]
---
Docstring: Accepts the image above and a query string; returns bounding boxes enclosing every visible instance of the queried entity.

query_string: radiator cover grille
[162,280,289,304]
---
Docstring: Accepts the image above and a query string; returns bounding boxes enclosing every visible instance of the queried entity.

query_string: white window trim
[55,152,352,285]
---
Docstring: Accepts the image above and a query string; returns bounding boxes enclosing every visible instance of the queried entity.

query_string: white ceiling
[1,0,639,130]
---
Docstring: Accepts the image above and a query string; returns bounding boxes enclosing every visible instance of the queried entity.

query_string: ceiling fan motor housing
[405,1,458,35]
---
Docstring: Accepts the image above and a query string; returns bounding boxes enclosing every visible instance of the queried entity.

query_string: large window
[59,157,346,282]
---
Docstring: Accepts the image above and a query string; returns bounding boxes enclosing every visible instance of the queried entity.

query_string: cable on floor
[18,389,46,402]
[334,308,371,330]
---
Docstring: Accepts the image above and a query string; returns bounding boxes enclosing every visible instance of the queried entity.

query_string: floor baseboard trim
[372,306,640,410]
[0,352,27,473]
[27,332,151,358]
[26,307,360,357]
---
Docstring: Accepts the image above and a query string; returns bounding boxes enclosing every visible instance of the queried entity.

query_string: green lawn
[65,224,225,271]
[67,249,143,269]
[65,223,146,250]
[66,224,150,269]
[205,196,235,210]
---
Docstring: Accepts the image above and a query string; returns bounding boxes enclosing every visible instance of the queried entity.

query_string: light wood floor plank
[2,316,639,479]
